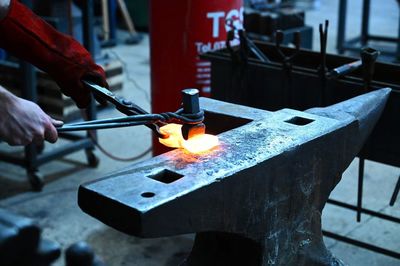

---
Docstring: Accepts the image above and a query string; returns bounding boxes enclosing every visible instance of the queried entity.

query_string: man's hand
[0,86,63,146]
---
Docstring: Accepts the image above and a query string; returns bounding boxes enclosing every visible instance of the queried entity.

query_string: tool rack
[337,0,400,61]
[0,0,99,191]
[202,40,400,259]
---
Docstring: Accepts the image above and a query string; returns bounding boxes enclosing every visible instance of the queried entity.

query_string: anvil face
[78,88,390,266]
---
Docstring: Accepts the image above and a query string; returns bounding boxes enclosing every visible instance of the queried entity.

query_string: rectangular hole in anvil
[203,111,253,135]
[147,169,184,184]
[285,116,314,126]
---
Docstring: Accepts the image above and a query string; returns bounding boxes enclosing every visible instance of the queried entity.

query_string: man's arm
[0,85,63,146]
[0,0,10,20]
[0,0,108,108]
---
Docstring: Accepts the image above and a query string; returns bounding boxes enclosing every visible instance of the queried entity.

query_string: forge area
[0,1,399,265]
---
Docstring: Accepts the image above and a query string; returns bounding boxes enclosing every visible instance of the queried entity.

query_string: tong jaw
[83,81,205,140]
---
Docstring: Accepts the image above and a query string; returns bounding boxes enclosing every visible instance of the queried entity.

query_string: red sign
[150,0,243,155]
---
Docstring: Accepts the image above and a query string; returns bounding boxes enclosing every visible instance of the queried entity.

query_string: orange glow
[159,124,184,148]
[159,123,219,154]
[182,134,219,154]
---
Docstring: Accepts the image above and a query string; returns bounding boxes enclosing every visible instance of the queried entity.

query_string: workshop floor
[0,0,399,265]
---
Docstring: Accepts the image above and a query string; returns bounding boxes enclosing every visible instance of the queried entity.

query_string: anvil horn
[306,87,391,166]
[78,88,391,266]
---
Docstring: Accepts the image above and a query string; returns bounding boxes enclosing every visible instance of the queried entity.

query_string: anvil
[78,88,390,266]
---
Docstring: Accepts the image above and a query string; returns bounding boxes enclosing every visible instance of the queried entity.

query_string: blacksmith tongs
[56,81,205,140]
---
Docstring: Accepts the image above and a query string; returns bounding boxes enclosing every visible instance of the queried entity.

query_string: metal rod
[0,152,25,166]
[108,0,117,41]
[327,199,400,224]
[242,32,270,63]
[36,139,94,165]
[389,175,400,206]
[357,157,365,222]
[329,60,362,78]
[82,0,95,57]
[117,0,137,34]
[322,230,400,259]
[319,20,329,105]
[63,114,163,127]
[397,6,400,62]
[361,0,371,46]
[368,35,400,43]
[57,121,148,132]
[341,45,400,57]
[58,133,88,141]
[82,0,98,145]
[102,0,110,41]
[337,0,347,54]
[319,21,328,72]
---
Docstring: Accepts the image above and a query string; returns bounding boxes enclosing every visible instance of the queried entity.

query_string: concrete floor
[0,0,399,265]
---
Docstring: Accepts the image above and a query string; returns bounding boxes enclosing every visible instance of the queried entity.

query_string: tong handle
[83,80,148,116]
[81,80,166,138]
[239,30,270,63]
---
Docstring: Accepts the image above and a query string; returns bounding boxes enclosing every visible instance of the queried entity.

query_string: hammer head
[180,89,205,140]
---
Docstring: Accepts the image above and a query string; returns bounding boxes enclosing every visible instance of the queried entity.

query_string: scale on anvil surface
[78,88,390,266]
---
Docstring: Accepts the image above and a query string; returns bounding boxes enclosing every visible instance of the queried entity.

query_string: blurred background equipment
[243,0,314,48]
[337,0,400,62]
[0,208,60,266]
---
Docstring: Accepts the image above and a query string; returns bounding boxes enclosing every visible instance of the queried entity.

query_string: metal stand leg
[84,100,99,167]
[21,57,44,191]
[397,6,400,62]
[108,0,117,43]
[389,175,400,206]
[82,0,100,168]
[360,0,371,46]
[357,157,365,222]
[337,0,347,54]
[323,230,400,259]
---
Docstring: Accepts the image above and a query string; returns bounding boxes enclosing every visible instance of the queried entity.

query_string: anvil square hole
[203,111,253,135]
[148,169,184,184]
[285,116,314,126]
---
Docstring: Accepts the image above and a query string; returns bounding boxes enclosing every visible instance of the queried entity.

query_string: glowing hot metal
[159,124,219,154]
